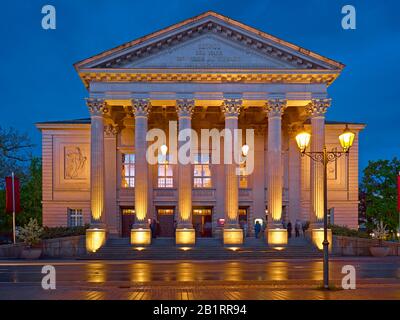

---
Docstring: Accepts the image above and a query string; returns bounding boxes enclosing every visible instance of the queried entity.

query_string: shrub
[18,218,43,247]
[329,224,370,239]
[41,225,89,239]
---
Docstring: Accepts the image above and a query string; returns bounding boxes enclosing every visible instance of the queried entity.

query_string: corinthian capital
[104,124,119,137]
[306,98,331,117]
[265,99,286,117]
[221,99,242,118]
[176,99,195,118]
[86,98,108,116]
[131,99,151,117]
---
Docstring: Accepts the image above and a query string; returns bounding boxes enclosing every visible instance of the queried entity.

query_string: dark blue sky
[1,0,399,171]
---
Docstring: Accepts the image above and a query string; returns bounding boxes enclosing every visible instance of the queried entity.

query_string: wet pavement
[0,257,399,300]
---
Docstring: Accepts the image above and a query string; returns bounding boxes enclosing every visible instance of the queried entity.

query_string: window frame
[193,153,212,188]
[67,208,83,227]
[121,153,135,188]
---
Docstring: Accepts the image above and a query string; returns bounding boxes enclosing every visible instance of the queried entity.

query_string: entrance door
[157,207,175,237]
[192,208,212,237]
[121,208,135,238]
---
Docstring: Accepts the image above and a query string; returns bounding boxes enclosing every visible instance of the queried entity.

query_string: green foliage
[0,157,42,233]
[329,224,370,238]
[41,225,89,239]
[17,218,43,247]
[361,158,400,236]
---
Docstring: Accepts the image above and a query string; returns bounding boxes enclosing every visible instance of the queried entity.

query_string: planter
[20,248,42,259]
[369,246,390,257]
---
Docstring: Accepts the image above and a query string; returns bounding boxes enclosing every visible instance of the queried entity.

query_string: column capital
[306,98,331,117]
[131,98,151,117]
[221,99,242,118]
[264,99,286,117]
[86,98,108,116]
[104,124,120,137]
[176,99,195,118]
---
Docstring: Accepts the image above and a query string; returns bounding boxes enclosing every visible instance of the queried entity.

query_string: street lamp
[295,124,355,289]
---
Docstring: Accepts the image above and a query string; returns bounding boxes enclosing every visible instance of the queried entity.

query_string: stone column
[131,98,152,245]
[85,98,108,252]
[265,99,287,245]
[306,98,330,227]
[221,99,243,245]
[288,123,302,225]
[104,124,119,235]
[306,98,332,249]
[175,99,196,245]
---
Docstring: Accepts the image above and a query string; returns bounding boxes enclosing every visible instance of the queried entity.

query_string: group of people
[285,220,308,238]
[253,219,309,239]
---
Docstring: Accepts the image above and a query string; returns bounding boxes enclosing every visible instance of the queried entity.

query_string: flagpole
[12,172,16,244]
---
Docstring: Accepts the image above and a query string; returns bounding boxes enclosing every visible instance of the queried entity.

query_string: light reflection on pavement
[0,257,399,300]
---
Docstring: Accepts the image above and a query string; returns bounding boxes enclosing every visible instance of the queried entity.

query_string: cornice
[79,70,339,88]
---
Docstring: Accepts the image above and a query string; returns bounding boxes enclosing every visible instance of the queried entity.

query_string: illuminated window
[158,154,173,188]
[122,208,135,215]
[193,208,212,215]
[194,154,212,188]
[121,153,135,187]
[239,163,248,188]
[67,208,83,227]
[157,208,174,215]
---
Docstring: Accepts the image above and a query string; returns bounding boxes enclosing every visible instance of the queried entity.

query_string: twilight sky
[0,0,399,171]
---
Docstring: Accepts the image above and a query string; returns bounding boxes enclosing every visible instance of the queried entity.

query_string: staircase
[80,236,322,260]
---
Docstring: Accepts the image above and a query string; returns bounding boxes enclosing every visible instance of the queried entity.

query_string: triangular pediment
[75,11,344,71]
[122,34,297,69]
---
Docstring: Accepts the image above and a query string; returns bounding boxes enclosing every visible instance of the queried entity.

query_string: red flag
[5,176,21,213]
[397,174,400,212]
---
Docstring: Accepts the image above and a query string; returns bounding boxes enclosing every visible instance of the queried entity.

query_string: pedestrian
[295,220,301,237]
[254,221,261,239]
[287,221,292,239]
[150,219,157,238]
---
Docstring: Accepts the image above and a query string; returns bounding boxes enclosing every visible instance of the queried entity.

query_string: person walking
[287,221,292,239]
[254,221,261,239]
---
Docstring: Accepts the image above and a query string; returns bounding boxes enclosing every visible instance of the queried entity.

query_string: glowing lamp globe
[241,144,250,156]
[160,144,168,156]
[295,131,311,153]
[338,125,355,152]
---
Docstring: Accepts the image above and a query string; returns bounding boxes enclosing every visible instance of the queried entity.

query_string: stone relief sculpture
[65,146,87,179]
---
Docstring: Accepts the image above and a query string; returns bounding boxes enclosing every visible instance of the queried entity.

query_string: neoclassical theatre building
[37,12,364,251]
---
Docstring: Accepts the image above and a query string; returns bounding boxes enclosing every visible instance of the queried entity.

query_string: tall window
[194,154,212,188]
[158,155,173,188]
[68,208,83,227]
[239,162,248,188]
[122,153,135,187]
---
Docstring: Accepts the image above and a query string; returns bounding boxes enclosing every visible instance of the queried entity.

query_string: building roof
[74,11,344,71]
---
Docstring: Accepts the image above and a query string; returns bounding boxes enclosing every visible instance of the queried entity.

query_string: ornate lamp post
[295,124,355,289]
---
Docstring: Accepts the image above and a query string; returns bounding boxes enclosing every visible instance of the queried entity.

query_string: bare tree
[0,127,35,185]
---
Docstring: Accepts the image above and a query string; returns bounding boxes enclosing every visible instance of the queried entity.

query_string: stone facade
[36,12,364,243]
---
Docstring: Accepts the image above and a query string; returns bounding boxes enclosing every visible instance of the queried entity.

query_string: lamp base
[267,228,288,246]
[311,228,332,251]
[86,228,106,253]
[223,228,243,245]
[175,228,196,245]
[131,228,151,246]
